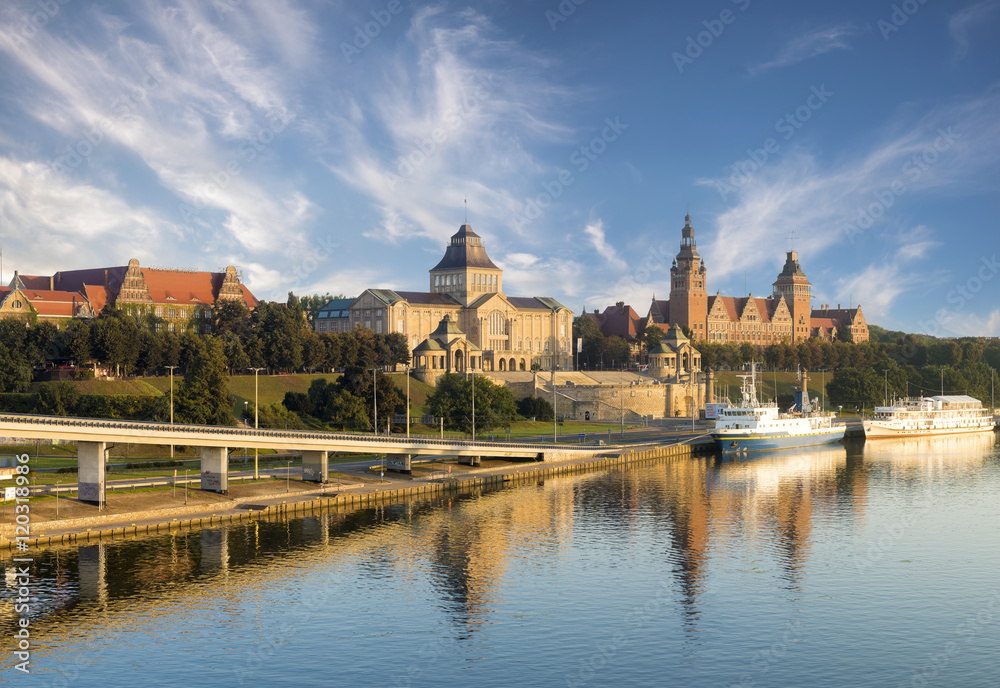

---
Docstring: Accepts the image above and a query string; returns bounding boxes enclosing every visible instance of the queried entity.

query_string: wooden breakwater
[2,439,715,550]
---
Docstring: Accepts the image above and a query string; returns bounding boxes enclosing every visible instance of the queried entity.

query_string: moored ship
[862,395,997,438]
[711,363,846,453]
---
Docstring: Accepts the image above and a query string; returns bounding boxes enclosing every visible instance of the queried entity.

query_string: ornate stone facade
[349,223,573,371]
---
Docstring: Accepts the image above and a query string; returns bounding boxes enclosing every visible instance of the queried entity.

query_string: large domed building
[346,223,573,376]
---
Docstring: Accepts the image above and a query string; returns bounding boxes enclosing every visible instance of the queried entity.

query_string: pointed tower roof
[430,313,465,337]
[431,224,499,270]
[675,214,701,262]
[663,323,689,346]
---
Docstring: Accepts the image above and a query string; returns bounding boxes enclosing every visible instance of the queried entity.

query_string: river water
[3,434,1000,687]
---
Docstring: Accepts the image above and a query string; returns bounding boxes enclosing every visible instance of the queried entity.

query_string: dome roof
[431,224,500,271]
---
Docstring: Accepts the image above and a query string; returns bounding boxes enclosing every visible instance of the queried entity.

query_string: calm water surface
[3,435,1000,687]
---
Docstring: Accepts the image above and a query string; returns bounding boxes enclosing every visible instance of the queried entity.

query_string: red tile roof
[16,289,90,318]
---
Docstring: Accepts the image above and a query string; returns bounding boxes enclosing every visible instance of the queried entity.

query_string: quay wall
[1,440,714,549]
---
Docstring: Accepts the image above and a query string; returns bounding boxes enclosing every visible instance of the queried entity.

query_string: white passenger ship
[712,364,846,453]
[862,395,997,438]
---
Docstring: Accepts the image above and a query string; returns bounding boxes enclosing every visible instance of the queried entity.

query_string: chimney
[837,303,840,309]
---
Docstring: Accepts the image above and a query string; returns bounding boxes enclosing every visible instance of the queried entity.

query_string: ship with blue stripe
[712,363,846,454]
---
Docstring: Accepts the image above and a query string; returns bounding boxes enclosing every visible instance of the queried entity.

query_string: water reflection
[1,435,998,682]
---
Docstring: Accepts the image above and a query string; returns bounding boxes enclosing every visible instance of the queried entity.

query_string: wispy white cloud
[324,6,576,248]
[949,0,1000,61]
[583,219,627,271]
[0,0,317,271]
[0,156,180,270]
[749,25,860,76]
[831,226,945,320]
[943,309,1000,337]
[697,89,1000,284]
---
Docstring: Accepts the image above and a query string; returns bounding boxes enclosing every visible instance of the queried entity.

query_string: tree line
[0,294,411,393]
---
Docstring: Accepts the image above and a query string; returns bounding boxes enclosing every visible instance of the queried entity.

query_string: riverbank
[2,438,716,548]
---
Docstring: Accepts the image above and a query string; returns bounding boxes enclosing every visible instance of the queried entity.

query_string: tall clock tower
[669,214,708,338]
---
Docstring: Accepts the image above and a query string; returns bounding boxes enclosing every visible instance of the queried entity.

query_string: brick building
[3,260,258,330]
[646,215,868,344]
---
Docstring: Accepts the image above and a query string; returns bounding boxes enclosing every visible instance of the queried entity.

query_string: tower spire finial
[464,196,468,223]
[787,229,797,252]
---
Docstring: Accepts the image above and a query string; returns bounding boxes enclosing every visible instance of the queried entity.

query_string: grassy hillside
[713,370,832,407]
[31,378,165,397]
[36,372,436,417]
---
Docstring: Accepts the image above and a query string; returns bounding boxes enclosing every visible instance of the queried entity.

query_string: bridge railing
[0,412,603,453]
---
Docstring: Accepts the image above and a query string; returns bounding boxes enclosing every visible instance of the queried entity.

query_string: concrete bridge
[0,413,605,504]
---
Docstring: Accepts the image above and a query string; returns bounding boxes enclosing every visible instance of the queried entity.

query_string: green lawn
[713,370,833,408]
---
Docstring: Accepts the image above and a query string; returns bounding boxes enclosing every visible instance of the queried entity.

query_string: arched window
[489,311,507,336]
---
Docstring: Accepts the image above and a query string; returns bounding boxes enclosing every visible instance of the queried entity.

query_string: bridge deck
[0,413,603,459]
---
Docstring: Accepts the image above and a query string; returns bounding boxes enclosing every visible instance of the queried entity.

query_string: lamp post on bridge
[165,365,178,458]
[249,367,265,480]
[368,368,379,436]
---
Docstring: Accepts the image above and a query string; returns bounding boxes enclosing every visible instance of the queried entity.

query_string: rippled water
[4,434,1000,687]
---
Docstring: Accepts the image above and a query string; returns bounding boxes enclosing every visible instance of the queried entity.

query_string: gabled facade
[644,215,868,345]
[810,304,868,342]
[3,260,258,331]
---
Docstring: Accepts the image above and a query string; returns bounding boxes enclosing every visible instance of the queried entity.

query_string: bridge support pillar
[302,450,328,483]
[387,454,412,473]
[200,447,228,493]
[77,441,106,506]
[458,455,481,467]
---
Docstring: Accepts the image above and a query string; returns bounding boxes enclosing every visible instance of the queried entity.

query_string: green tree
[37,382,80,416]
[221,330,250,374]
[827,367,882,411]
[173,336,234,425]
[62,320,92,367]
[212,299,251,338]
[427,373,518,434]
[517,395,554,422]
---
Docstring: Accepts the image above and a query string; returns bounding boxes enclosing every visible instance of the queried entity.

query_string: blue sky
[1,0,998,336]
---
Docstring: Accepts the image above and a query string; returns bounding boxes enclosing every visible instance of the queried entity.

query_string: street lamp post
[471,367,476,442]
[249,367,265,480]
[405,364,411,439]
[552,367,558,443]
[369,368,378,435]
[620,364,625,438]
[165,365,178,458]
